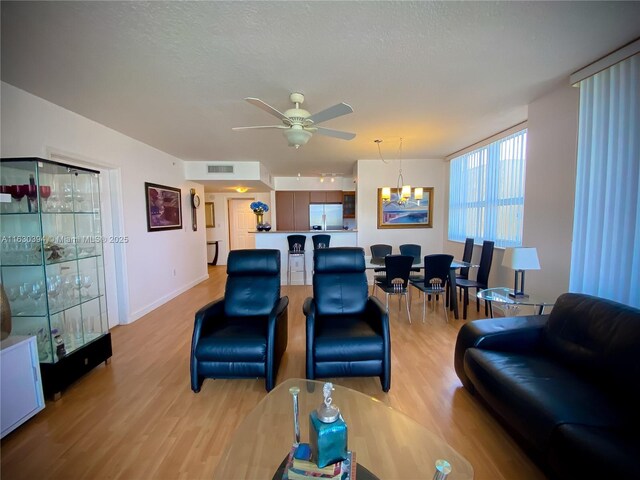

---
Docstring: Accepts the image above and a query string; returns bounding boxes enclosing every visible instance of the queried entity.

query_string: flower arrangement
[250,201,269,214]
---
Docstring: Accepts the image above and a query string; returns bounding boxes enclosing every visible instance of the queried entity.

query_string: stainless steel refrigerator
[309,204,343,230]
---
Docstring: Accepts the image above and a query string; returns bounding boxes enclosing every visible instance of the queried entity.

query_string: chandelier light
[377,138,414,206]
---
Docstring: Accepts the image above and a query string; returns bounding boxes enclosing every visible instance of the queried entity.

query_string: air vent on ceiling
[208,165,234,174]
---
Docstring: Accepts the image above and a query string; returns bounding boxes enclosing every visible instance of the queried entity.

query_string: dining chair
[456,240,495,319]
[456,237,475,301]
[399,244,422,278]
[374,255,414,324]
[410,254,453,323]
[370,244,392,295]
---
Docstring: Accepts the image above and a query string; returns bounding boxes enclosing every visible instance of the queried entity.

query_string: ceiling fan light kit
[233,92,355,148]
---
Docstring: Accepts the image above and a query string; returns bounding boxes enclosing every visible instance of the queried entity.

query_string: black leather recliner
[455,292,640,478]
[304,247,391,391]
[190,249,289,392]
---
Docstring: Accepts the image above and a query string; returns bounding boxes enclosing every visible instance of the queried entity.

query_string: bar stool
[287,235,307,285]
[312,234,331,250]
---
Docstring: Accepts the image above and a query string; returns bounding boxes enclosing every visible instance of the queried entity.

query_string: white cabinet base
[1,336,45,438]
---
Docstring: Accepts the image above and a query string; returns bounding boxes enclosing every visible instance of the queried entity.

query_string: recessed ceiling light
[235,187,248,193]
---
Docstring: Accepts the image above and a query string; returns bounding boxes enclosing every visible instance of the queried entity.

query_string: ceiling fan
[232,93,356,148]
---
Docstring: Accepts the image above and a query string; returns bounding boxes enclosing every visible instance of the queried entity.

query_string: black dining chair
[312,234,331,250]
[456,240,495,319]
[400,243,422,279]
[410,254,453,323]
[456,237,475,301]
[190,249,289,392]
[370,244,392,295]
[374,255,414,324]
[304,247,391,391]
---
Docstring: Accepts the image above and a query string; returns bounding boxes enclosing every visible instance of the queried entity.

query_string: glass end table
[477,287,554,317]
[214,378,473,479]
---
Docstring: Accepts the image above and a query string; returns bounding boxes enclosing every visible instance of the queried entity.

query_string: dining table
[365,255,476,320]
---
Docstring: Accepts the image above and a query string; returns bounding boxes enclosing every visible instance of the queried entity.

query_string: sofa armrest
[454,315,549,391]
[366,296,391,391]
[304,297,317,379]
[266,296,289,391]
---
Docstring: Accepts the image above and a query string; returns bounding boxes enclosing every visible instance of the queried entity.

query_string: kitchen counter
[254,230,358,285]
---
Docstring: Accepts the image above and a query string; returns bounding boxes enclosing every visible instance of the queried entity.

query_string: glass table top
[477,287,554,307]
[214,378,473,480]
[364,255,475,270]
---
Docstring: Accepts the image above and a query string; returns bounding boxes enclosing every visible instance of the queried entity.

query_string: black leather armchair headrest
[314,247,366,273]
[227,249,280,275]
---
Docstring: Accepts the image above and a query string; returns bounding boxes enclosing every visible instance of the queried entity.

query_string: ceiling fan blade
[314,126,356,141]
[244,98,289,121]
[232,125,287,130]
[307,102,353,125]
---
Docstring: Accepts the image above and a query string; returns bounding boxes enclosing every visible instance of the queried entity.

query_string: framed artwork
[145,182,183,232]
[205,202,215,228]
[377,187,433,229]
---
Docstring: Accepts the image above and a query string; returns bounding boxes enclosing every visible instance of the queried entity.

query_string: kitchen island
[254,230,357,285]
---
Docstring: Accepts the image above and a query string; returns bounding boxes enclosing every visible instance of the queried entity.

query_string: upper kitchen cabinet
[309,191,343,204]
[342,192,356,218]
[275,191,310,231]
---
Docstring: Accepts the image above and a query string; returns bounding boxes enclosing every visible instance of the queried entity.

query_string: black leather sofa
[190,249,288,392]
[455,292,640,478]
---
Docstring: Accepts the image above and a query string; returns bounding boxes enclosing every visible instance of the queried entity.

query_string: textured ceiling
[2,1,639,176]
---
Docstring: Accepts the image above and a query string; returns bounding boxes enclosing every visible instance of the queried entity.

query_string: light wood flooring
[1,266,546,480]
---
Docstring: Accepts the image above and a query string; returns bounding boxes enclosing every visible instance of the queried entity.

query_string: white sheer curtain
[570,53,639,308]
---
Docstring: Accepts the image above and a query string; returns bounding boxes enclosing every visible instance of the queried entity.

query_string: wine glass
[39,185,52,211]
[9,184,27,212]
[81,275,93,298]
[74,275,83,300]
[26,184,38,212]
[47,278,61,310]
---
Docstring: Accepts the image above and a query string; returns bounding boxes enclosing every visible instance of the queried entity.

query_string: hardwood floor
[1,266,545,480]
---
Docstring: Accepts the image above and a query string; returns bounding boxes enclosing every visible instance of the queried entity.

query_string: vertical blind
[570,53,639,308]
[448,129,527,247]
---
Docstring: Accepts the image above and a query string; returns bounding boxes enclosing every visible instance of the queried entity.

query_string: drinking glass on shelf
[26,184,38,212]
[74,275,83,300]
[47,279,61,311]
[39,185,52,211]
[62,184,74,212]
[81,275,93,298]
[9,184,28,212]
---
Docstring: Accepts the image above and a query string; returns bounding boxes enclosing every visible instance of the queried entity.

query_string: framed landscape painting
[377,187,433,229]
[145,182,183,232]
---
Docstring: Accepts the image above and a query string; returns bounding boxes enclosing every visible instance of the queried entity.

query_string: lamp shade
[502,247,540,270]
[401,185,412,199]
[414,187,423,200]
[381,187,391,201]
[283,127,312,148]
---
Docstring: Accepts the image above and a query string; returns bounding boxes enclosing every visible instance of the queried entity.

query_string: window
[570,53,639,308]
[448,129,527,247]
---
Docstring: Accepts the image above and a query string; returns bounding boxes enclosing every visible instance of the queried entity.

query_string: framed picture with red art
[145,182,183,232]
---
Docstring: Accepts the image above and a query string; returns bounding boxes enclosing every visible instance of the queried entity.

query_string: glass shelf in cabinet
[46,293,104,317]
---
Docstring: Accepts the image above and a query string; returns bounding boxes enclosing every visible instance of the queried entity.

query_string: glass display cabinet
[0,157,112,398]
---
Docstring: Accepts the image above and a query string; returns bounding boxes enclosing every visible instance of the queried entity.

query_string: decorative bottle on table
[309,382,348,468]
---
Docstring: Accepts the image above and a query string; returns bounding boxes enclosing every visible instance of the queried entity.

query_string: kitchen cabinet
[343,192,356,218]
[0,158,112,398]
[1,335,45,438]
[276,191,310,231]
[309,190,343,204]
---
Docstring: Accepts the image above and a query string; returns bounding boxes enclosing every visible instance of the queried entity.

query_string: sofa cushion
[544,293,640,403]
[195,316,267,362]
[464,348,627,454]
[548,424,640,478]
[314,314,383,361]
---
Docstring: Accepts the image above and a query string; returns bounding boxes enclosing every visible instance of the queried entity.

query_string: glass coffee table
[214,378,473,479]
[477,287,555,317]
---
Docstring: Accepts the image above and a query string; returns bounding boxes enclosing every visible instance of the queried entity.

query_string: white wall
[356,158,446,255]
[443,81,579,302]
[204,191,272,265]
[274,176,354,191]
[1,82,208,324]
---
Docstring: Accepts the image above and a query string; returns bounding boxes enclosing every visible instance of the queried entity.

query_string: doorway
[228,198,256,250]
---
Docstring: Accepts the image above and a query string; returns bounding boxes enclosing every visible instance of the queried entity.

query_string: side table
[477,287,554,317]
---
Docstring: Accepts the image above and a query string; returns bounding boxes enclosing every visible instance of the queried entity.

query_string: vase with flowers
[250,201,269,230]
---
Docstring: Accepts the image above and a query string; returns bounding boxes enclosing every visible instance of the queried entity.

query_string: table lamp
[502,247,540,298]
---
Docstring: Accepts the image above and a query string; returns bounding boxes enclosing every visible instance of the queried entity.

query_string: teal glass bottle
[309,383,348,468]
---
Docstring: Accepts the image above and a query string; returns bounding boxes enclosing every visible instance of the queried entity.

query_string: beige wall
[443,81,579,302]
[356,157,446,256]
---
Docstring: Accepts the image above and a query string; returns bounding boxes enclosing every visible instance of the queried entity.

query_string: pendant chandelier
[377,138,423,206]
